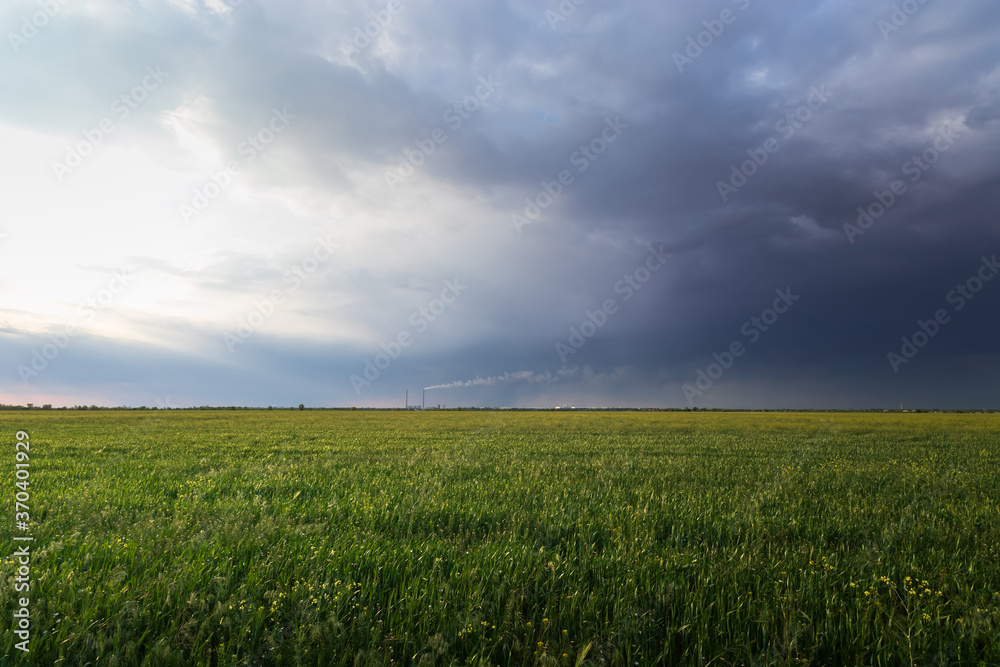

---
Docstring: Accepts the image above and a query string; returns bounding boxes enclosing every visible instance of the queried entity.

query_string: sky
[1,0,998,409]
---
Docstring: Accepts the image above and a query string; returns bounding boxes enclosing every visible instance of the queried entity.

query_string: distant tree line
[0,404,994,413]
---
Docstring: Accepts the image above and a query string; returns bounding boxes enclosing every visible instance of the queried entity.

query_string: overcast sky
[1,0,998,409]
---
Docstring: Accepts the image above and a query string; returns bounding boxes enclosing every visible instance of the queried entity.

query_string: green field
[1,411,998,665]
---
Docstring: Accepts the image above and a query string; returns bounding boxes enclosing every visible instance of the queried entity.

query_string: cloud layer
[1,0,999,408]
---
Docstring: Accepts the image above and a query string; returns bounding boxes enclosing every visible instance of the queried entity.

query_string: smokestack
[405,390,408,409]
[422,389,425,410]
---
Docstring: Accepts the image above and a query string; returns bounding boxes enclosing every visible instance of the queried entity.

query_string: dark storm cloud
[3,0,999,407]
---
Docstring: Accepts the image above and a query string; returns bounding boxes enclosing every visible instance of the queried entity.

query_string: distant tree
[299,403,305,410]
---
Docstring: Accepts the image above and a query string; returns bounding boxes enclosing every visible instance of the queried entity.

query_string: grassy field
[0,410,998,666]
